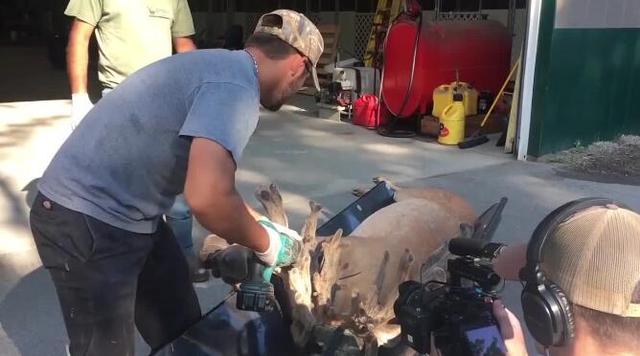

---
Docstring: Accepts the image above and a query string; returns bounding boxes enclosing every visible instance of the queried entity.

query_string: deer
[201,177,477,355]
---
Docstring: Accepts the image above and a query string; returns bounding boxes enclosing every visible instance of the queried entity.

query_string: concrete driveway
[1,96,638,356]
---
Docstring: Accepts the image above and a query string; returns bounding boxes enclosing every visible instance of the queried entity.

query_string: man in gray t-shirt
[64,0,205,282]
[30,10,323,355]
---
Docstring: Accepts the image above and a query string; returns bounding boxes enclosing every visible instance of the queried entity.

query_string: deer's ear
[459,223,474,239]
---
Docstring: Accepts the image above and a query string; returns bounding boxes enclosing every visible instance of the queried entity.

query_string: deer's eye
[317,252,325,272]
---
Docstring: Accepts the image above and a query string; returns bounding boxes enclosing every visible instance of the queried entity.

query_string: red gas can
[353,94,379,128]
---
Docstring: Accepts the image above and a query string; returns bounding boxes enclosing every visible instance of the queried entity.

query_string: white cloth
[71,93,93,130]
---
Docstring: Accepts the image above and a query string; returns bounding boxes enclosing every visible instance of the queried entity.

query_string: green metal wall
[528,0,640,157]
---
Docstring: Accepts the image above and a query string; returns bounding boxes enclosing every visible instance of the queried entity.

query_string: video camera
[393,198,508,356]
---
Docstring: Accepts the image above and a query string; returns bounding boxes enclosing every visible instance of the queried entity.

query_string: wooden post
[505,52,523,154]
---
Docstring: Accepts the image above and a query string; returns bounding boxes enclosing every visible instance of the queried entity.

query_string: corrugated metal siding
[528,0,640,156]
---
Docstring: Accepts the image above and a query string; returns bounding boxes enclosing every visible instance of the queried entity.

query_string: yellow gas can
[432,84,452,118]
[438,94,465,145]
[450,81,479,116]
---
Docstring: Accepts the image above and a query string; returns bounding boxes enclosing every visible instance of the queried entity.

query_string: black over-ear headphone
[519,197,629,347]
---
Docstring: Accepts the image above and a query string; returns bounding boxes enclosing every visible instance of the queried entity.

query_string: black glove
[203,244,254,285]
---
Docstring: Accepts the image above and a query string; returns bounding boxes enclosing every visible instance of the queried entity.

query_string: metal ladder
[363,0,404,67]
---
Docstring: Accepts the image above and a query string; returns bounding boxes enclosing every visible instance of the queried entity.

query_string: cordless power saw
[202,244,277,313]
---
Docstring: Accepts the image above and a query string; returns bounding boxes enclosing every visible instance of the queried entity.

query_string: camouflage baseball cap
[254,10,324,91]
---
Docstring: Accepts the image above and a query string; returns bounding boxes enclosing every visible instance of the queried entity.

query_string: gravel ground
[541,135,640,184]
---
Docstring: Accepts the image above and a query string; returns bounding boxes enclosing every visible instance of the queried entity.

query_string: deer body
[203,180,476,354]
[316,186,476,347]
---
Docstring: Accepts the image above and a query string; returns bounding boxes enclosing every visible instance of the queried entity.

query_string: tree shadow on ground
[0,267,68,356]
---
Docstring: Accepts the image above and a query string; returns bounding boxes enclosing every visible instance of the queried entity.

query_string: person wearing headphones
[492,198,640,356]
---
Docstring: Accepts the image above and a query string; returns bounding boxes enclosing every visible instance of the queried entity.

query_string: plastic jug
[432,84,452,118]
[450,81,479,116]
[438,93,465,145]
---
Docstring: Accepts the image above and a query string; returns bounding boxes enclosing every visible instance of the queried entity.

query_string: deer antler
[282,200,325,348]
[255,183,288,227]
[302,200,323,247]
[377,249,415,307]
[311,229,344,322]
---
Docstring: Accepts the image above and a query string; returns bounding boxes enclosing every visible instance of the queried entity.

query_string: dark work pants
[29,192,201,356]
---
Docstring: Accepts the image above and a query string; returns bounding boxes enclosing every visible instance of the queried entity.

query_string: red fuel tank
[381,16,512,118]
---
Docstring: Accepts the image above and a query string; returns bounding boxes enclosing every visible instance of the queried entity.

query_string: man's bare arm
[173,36,197,53]
[67,19,95,94]
[184,138,269,252]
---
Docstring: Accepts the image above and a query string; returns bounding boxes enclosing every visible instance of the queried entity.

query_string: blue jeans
[166,194,195,258]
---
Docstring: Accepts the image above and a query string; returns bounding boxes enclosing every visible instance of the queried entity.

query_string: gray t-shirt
[39,49,260,233]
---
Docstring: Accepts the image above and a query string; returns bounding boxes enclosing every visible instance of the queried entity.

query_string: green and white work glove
[254,217,302,269]
[71,93,93,130]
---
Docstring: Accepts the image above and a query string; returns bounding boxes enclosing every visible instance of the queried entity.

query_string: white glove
[254,217,303,267]
[71,93,93,130]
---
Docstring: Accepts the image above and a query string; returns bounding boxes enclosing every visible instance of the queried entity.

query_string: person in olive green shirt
[65,0,197,127]
[64,0,208,285]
